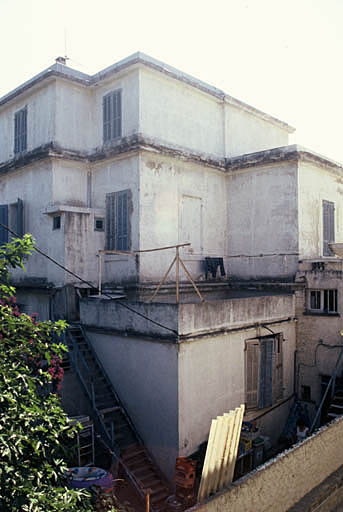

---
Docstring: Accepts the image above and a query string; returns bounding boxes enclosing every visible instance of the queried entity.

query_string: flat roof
[0,52,294,133]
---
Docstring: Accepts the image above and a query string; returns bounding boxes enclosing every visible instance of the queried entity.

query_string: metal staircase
[66,325,171,511]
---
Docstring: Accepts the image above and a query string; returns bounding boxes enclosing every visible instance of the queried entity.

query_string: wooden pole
[148,256,177,303]
[179,257,205,302]
[146,492,150,512]
[176,247,179,304]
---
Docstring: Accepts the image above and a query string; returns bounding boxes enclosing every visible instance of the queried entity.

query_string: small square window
[53,216,61,230]
[94,217,104,231]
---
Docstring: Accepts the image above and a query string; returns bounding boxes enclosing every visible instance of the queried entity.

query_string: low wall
[190,417,343,512]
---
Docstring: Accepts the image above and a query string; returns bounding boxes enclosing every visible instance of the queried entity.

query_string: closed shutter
[103,94,112,143]
[16,198,24,237]
[116,190,128,250]
[259,338,273,409]
[272,334,283,403]
[106,190,130,251]
[14,108,27,154]
[245,340,259,408]
[0,205,9,246]
[323,200,335,256]
[103,90,122,143]
[112,90,122,139]
[106,193,116,250]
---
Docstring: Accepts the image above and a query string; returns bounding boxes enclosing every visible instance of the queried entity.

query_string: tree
[0,235,92,511]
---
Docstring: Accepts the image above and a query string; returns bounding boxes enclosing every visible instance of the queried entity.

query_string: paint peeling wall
[0,81,56,164]
[85,330,179,480]
[139,152,227,282]
[226,103,289,157]
[298,160,343,259]
[226,161,299,280]
[91,154,140,284]
[178,320,296,457]
[191,417,343,512]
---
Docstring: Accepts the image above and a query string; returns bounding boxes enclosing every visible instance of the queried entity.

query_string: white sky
[1,0,342,162]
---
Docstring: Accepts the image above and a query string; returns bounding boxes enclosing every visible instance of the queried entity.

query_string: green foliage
[0,236,92,511]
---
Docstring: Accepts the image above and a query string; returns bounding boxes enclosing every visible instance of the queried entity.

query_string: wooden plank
[197,419,218,502]
[212,414,230,493]
[98,243,191,256]
[218,412,234,489]
[208,416,226,495]
[225,405,245,486]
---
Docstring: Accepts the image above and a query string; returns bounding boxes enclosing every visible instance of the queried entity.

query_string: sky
[1,0,342,162]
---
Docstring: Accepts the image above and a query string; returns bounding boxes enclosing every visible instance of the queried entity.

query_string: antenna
[64,27,68,61]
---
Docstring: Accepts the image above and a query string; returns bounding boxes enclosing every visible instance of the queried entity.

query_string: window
[245,334,283,409]
[106,190,131,251]
[323,200,335,256]
[103,90,122,143]
[94,217,104,231]
[301,385,311,402]
[53,216,61,230]
[0,199,24,246]
[308,289,338,314]
[14,107,27,154]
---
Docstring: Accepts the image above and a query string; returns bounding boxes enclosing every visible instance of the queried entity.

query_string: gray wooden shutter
[16,198,24,237]
[259,338,273,408]
[115,190,129,250]
[103,94,112,143]
[245,340,259,408]
[0,205,9,245]
[272,334,283,403]
[113,90,122,139]
[106,193,116,250]
[323,200,335,256]
[22,107,27,152]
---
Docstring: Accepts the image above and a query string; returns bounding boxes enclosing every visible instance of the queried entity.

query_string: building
[0,52,341,480]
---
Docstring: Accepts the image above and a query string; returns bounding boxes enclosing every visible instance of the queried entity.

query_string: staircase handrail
[310,343,343,434]
[76,324,144,446]
[65,328,148,502]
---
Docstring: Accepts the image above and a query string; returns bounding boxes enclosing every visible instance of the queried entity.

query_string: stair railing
[76,324,144,446]
[310,343,343,434]
[65,328,147,502]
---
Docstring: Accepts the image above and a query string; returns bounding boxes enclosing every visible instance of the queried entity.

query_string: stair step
[327,413,340,418]
[331,403,343,409]
[100,406,121,415]
[122,447,146,462]
[132,466,156,478]
[150,490,169,504]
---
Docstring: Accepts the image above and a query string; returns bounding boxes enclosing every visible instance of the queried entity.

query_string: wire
[0,223,178,336]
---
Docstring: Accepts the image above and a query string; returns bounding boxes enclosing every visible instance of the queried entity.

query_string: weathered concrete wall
[0,80,56,164]
[139,152,227,282]
[178,293,295,337]
[91,154,140,284]
[226,102,289,157]
[226,161,299,280]
[85,329,179,480]
[296,262,343,408]
[178,320,296,457]
[298,160,343,259]
[139,67,224,157]
[190,417,343,512]
[80,297,178,339]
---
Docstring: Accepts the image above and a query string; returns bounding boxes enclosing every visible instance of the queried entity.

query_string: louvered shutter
[0,205,9,246]
[116,190,128,250]
[113,90,122,139]
[259,338,273,408]
[272,334,283,403]
[103,94,112,143]
[106,193,116,250]
[16,198,24,237]
[245,340,259,408]
[323,200,335,256]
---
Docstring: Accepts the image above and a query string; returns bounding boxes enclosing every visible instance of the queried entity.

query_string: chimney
[55,56,67,65]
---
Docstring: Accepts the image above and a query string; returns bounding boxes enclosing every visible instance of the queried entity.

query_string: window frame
[307,289,338,314]
[14,106,28,155]
[105,189,131,251]
[323,200,335,257]
[103,89,122,144]
[245,334,283,410]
